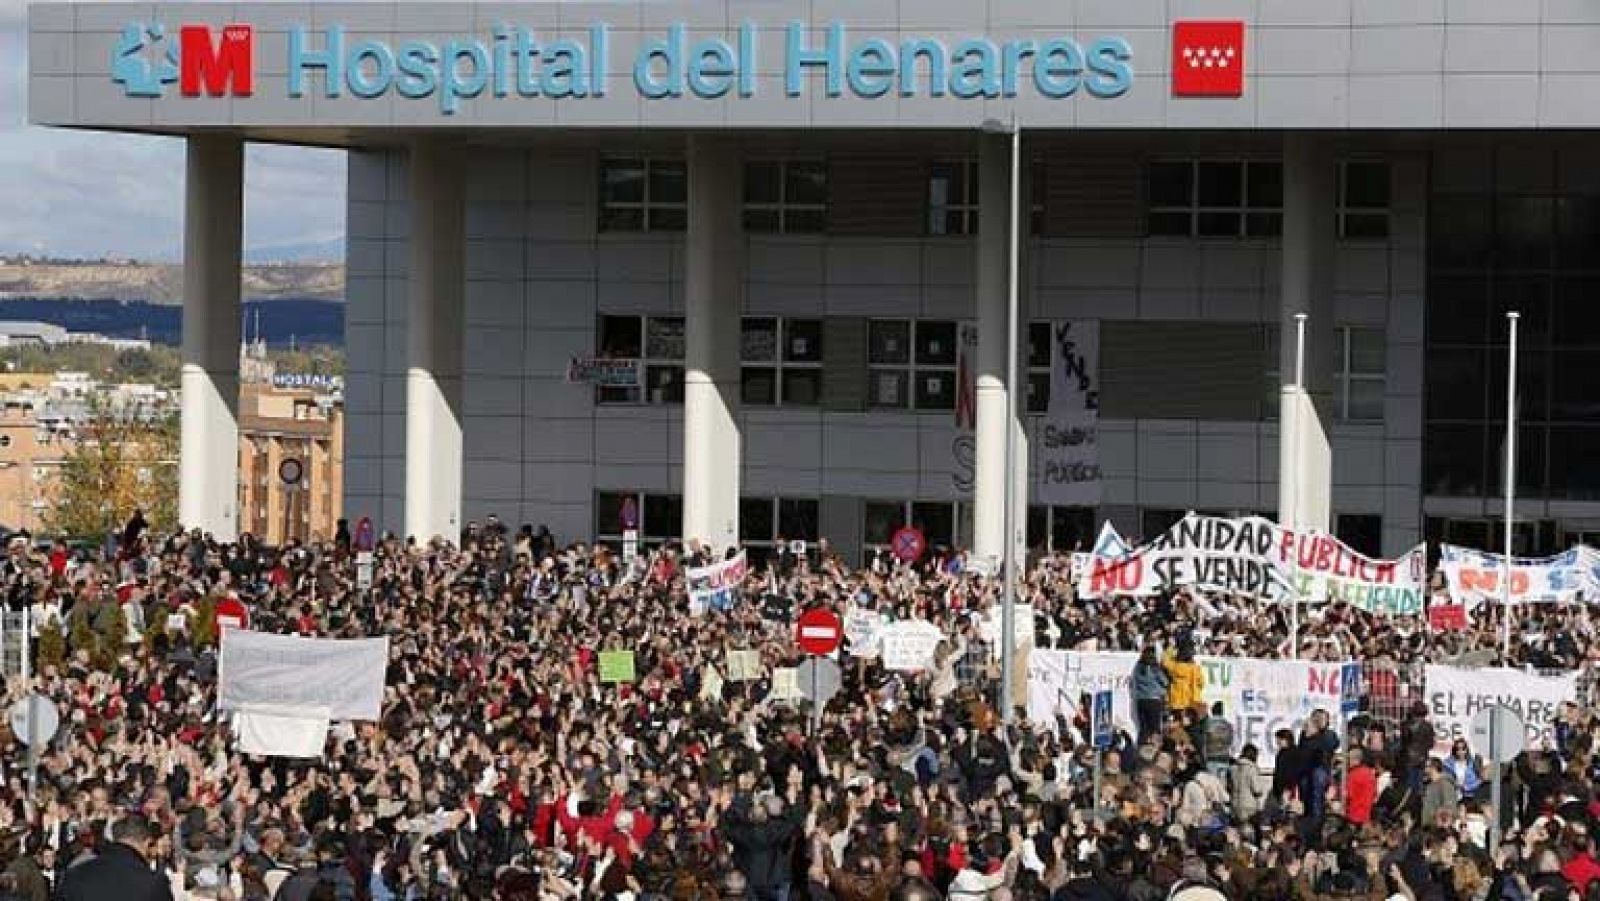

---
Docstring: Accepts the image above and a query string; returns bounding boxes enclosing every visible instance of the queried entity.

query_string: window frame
[595,491,682,550]
[598,157,687,233]
[740,317,824,407]
[867,319,961,412]
[1262,324,1388,422]
[595,314,685,405]
[1338,325,1387,422]
[1146,158,1285,239]
[1338,159,1393,241]
[928,160,980,236]
[861,500,965,556]
[926,158,1049,237]
[743,159,829,235]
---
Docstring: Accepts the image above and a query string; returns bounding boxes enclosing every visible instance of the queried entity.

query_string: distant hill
[245,238,345,265]
[0,298,343,347]
[0,259,343,304]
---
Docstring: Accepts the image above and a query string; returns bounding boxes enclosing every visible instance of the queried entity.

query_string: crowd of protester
[0,514,1596,901]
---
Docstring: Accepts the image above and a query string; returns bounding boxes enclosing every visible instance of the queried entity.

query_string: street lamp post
[1502,311,1520,659]
[982,114,1021,723]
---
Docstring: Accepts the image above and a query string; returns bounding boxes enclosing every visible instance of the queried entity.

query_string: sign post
[278,457,304,545]
[796,608,843,733]
[1472,704,1525,854]
[1091,689,1113,820]
[1339,662,1361,802]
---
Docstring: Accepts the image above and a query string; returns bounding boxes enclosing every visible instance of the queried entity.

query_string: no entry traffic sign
[890,526,926,563]
[796,607,842,656]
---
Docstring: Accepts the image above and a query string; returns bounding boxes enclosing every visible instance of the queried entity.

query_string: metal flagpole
[1502,311,1520,660]
[1289,313,1307,660]
[1000,112,1021,725]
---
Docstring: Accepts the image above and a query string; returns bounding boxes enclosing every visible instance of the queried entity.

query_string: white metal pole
[1289,313,1307,660]
[1000,115,1021,725]
[1502,311,1519,661]
[22,608,35,802]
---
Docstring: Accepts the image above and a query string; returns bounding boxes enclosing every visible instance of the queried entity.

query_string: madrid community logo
[111,22,255,99]
[111,22,179,97]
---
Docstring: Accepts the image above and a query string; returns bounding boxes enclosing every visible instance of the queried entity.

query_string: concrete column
[404,140,466,544]
[179,135,243,541]
[973,132,1021,566]
[682,136,743,550]
[1278,133,1337,531]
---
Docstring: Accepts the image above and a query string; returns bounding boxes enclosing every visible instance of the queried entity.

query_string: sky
[0,0,346,261]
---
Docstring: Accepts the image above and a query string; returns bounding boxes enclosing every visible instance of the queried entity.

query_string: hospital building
[27,0,1600,563]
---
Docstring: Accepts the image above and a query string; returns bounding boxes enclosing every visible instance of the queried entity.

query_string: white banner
[234,704,331,759]
[844,607,885,659]
[1036,320,1100,507]
[687,552,748,614]
[1439,544,1589,610]
[1076,514,1429,614]
[218,629,389,721]
[1424,665,1577,756]
[880,620,945,672]
[1027,650,1351,771]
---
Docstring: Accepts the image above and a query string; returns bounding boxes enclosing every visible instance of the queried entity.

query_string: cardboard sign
[725,649,763,682]
[1429,603,1468,632]
[598,650,636,683]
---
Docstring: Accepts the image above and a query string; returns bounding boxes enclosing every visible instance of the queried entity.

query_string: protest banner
[1424,665,1576,756]
[1027,650,1350,771]
[1439,545,1588,610]
[843,608,885,658]
[218,630,389,721]
[234,704,330,759]
[880,620,945,672]
[1076,514,1428,615]
[724,649,763,682]
[1036,321,1101,507]
[1077,515,1290,600]
[565,357,641,387]
[688,552,748,614]
[1278,534,1429,615]
[599,650,636,683]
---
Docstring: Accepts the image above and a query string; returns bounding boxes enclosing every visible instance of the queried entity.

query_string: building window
[928,159,1048,237]
[1027,322,1052,414]
[1339,161,1391,240]
[1335,513,1382,557]
[929,161,979,236]
[1262,325,1387,422]
[596,491,681,547]
[741,318,824,406]
[744,160,828,234]
[739,497,821,564]
[868,320,959,410]
[598,158,687,233]
[863,500,959,556]
[595,315,684,404]
[1027,505,1095,553]
[1339,327,1387,422]
[1147,159,1283,238]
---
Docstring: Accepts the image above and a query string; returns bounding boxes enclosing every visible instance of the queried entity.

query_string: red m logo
[180,24,254,97]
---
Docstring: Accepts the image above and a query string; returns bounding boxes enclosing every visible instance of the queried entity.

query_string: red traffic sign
[796,607,843,656]
[215,595,250,635]
[890,526,927,563]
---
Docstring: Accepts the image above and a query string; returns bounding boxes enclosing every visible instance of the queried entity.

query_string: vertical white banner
[1036,320,1100,506]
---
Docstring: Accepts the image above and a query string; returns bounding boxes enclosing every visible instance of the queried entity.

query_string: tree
[43,400,178,541]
